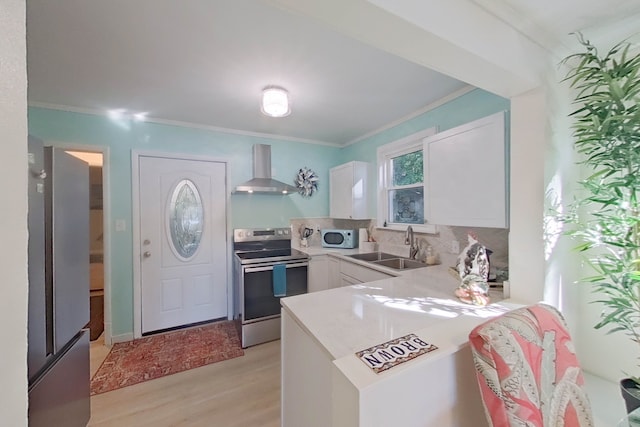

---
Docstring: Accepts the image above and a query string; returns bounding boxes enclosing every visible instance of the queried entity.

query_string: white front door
[139,155,227,334]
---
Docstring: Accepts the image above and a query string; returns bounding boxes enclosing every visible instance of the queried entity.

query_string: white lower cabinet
[340,273,361,287]
[324,255,395,292]
[308,255,329,293]
[328,257,341,289]
[340,259,394,283]
[327,255,394,288]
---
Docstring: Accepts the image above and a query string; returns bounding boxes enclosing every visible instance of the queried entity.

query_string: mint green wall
[28,107,340,336]
[27,88,507,337]
[340,88,510,216]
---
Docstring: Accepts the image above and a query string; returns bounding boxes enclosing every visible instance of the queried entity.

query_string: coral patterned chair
[468,303,594,427]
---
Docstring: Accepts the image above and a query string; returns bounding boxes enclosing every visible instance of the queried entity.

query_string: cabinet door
[328,257,341,289]
[329,161,369,219]
[308,255,329,293]
[424,111,508,228]
[329,163,353,219]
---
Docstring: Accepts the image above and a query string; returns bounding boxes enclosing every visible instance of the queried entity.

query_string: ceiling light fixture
[261,86,290,118]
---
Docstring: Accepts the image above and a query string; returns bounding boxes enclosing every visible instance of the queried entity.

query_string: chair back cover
[468,303,594,426]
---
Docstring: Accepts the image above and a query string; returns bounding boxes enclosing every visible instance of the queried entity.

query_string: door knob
[143,251,151,258]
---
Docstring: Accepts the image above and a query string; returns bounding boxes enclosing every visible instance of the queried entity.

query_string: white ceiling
[26,0,640,146]
[471,0,640,55]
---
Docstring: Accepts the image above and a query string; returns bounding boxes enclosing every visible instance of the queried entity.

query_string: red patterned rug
[90,320,244,395]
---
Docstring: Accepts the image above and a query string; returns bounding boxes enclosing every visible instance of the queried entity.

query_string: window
[377,128,437,233]
[168,179,204,260]
[389,150,424,224]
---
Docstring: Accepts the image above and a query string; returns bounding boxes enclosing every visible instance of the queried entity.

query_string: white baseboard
[103,321,112,346]
[110,332,134,344]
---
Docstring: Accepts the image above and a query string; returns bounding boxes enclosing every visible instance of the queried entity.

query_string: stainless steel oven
[233,228,309,348]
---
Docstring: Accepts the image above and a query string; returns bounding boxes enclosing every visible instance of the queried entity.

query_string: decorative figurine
[454,233,491,306]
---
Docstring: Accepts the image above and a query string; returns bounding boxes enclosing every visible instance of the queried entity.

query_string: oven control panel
[233,227,291,242]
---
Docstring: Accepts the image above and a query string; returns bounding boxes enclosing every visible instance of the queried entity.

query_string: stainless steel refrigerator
[27,137,91,427]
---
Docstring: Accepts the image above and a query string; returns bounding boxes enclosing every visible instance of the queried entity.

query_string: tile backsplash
[290,217,508,277]
[289,217,372,249]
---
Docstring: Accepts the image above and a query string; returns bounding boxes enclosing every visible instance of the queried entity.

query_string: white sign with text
[356,333,438,374]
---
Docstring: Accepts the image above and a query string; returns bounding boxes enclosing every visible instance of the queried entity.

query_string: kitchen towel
[273,264,287,297]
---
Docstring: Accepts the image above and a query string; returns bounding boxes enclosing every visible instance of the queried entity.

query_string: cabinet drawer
[340,273,361,287]
[340,260,394,284]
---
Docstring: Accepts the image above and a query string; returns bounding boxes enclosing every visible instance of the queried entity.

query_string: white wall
[0,0,28,425]
[509,88,546,304]
[540,39,639,380]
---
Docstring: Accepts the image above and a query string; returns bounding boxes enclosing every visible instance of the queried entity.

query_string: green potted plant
[559,33,640,413]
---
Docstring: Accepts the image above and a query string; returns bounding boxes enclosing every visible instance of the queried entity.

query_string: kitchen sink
[346,252,398,262]
[370,258,427,270]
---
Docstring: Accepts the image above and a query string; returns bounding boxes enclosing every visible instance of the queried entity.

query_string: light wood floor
[90,334,111,378]
[88,338,281,427]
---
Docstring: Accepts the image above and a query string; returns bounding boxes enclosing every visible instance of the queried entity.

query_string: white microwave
[321,229,358,249]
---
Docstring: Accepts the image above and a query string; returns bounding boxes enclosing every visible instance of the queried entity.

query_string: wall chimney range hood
[234,144,297,195]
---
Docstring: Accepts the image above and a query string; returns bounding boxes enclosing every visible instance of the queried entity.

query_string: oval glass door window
[168,179,204,260]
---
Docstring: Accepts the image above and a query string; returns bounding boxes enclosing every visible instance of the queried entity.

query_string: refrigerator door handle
[30,168,47,179]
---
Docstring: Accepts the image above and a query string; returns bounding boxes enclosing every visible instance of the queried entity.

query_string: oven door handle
[244,262,308,273]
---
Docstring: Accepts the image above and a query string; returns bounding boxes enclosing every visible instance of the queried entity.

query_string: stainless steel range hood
[234,144,297,195]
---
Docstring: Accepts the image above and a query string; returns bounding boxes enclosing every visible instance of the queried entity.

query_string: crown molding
[28,102,341,147]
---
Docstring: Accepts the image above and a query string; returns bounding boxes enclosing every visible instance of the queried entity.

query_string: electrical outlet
[451,240,460,254]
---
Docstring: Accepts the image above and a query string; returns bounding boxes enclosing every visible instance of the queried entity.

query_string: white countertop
[282,248,622,426]
[295,244,420,277]
[294,245,361,257]
[281,253,509,360]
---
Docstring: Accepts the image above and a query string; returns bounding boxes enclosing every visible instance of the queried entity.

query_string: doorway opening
[66,150,109,375]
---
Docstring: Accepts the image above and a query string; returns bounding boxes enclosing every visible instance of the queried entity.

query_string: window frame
[376,127,438,234]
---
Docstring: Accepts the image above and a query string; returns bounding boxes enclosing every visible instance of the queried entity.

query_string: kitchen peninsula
[281,252,517,427]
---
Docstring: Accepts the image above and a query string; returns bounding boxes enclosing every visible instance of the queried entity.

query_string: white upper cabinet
[424,111,508,228]
[329,161,370,219]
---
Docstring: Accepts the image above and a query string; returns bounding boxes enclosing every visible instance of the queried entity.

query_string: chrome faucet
[405,225,418,260]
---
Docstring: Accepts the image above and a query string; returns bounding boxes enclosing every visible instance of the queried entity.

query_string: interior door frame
[43,141,112,345]
[132,150,232,339]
